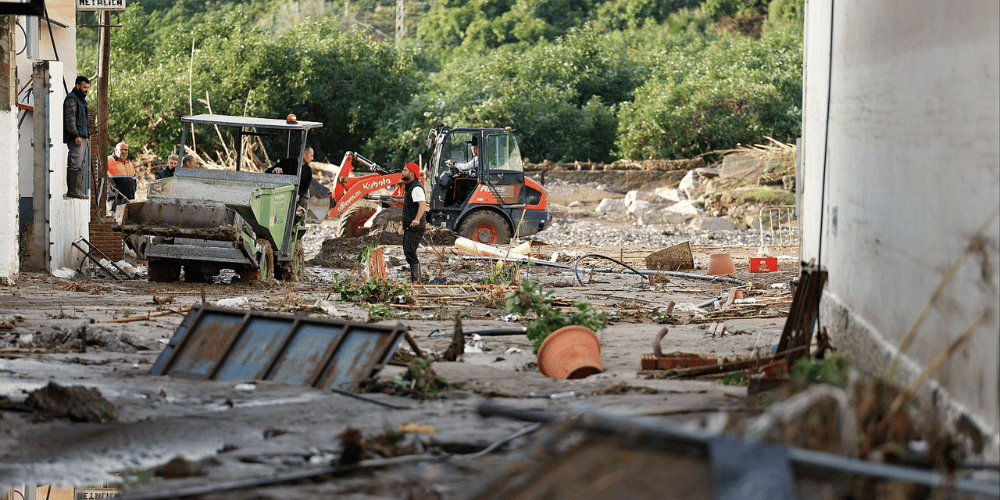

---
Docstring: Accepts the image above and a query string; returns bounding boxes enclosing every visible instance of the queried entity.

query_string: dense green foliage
[78,0,802,164]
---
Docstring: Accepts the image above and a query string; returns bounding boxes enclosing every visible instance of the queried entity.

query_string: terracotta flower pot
[536,325,603,380]
[708,253,736,276]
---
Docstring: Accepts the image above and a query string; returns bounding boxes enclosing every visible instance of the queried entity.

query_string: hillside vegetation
[76,0,804,168]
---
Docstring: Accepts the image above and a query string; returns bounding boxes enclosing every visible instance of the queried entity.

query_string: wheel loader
[119,114,319,283]
[329,126,549,245]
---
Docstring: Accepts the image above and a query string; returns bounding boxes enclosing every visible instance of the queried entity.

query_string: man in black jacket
[401,163,426,283]
[155,155,179,180]
[266,147,313,197]
[63,76,91,199]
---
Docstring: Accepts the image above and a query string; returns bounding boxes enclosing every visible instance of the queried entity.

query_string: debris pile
[22,382,117,423]
[15,327,155,353]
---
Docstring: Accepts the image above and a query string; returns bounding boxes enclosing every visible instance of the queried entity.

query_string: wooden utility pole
[395,0,406,43]
[96,10,111,215]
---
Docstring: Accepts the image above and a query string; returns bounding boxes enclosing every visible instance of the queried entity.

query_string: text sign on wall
[75,488,120,499]
[77,0,126,10]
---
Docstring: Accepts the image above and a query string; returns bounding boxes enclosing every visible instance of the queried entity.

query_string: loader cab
[429,128,526,209]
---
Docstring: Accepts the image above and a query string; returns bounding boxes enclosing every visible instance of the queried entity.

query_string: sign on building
[77,0,126,10]
[75,488,121,499]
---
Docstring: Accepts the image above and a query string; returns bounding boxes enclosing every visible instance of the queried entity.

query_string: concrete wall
[13,1,89,273]
[1,17,18,284]
[0,108,16,284]
[801,0,1000,460]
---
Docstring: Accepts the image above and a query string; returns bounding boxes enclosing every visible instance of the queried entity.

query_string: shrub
[506,280,607,353]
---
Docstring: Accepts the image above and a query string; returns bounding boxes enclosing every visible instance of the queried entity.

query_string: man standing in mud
[401,163,426,283]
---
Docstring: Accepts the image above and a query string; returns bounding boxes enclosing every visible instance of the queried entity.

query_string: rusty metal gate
[149,305,406,391]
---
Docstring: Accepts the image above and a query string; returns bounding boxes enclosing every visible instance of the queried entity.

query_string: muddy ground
[1,159,820,498]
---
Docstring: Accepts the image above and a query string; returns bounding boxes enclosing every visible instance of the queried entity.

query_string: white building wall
[45,61,91,270]
[801,0,1000,459]
[14,1,89,273]
[0,107,16,284]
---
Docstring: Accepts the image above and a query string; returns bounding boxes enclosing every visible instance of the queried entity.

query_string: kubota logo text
[335,177,394,212]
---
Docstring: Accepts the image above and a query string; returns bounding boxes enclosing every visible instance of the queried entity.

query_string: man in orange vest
[108,142,137,206]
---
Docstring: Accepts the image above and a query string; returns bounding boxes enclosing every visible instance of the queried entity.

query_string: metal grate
[150,305,406,392]
[758,205,799,248]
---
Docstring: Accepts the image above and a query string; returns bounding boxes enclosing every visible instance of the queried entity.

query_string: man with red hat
[401,162,426,283]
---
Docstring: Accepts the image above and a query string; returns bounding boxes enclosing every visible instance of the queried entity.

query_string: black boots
[410,263,421,283]
[66,169,88,199]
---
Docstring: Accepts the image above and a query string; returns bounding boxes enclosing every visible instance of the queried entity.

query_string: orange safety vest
[107,156,135,177]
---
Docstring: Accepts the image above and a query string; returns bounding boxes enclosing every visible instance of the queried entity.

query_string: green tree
[615,21,802,159]
[104,3,418,161]
[84,0,804,165]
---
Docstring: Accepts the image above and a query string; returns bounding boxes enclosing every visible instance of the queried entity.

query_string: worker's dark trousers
[403,223,425,282]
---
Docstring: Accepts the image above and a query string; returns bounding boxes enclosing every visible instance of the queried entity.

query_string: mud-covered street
[2,165,808,498]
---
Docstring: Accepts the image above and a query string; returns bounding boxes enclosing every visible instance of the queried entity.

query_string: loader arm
[328,151,420,218]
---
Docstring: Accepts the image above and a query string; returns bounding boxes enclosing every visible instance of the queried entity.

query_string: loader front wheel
[459,211,511,245]
[148,259,181,283]
[338,204,377,238]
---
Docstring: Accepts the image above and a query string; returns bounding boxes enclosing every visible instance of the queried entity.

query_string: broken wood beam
[99,307,192,323]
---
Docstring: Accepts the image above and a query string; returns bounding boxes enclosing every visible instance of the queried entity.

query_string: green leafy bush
[506,280,608,353]
[790,354,853,390]
[332,275,410,304]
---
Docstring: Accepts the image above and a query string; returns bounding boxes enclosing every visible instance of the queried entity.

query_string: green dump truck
[120,114,322,283]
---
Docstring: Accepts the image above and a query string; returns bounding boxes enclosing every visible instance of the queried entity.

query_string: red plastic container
[750,257,778,273]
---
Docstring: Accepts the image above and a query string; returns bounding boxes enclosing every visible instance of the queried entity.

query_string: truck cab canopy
[179,114,323,172]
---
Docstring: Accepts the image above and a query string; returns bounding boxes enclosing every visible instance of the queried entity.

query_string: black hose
[459,255,745,286]
[572,253,646,286]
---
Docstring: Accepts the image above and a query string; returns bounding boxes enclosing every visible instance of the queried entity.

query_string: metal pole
[96,10,111,211]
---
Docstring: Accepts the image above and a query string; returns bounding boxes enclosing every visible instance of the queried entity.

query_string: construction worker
[442,134,479,205]
[401,162,426,283]
[108,142,137,206]
[445,134,479,174]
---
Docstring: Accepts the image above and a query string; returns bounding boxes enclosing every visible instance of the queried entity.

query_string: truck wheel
[277,244,305,282]
[244,239,274,282]
[148,259,181,283]
[459,211,511,245]
[183,266,205,283]
[338,204,376,238]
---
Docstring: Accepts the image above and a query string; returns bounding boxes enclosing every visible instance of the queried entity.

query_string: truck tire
[183,265,207,283]
[338,204,376,238]
[459,211,511,245]
[148,259,181,283]
[276,244,305,282]
[244,239,274,282]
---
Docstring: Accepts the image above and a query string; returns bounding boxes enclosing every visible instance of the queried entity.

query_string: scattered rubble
[3,147,992,499]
